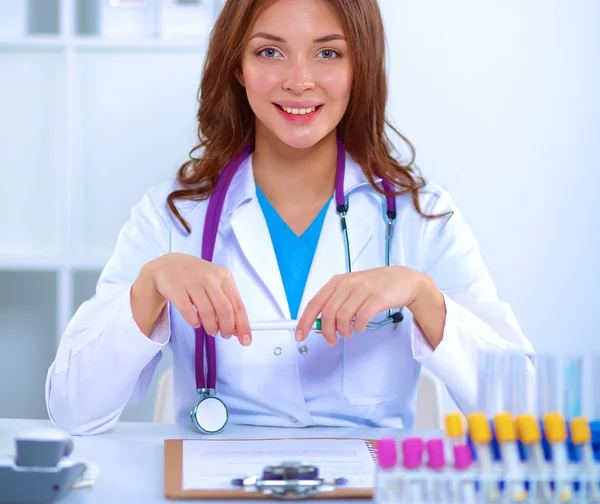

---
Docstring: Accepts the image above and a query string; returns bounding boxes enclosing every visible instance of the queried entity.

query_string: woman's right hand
[131,252,252,345]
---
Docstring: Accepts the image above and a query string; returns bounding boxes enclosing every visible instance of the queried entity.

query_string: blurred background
[0,0,598,423]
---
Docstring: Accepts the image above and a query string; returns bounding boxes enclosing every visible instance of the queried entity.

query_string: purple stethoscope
[190,139,404,433]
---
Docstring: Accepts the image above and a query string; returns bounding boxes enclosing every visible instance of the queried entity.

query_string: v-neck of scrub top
[255,184,332,320]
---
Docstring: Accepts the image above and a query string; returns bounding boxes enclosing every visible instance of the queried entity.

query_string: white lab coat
[45,152,535,435]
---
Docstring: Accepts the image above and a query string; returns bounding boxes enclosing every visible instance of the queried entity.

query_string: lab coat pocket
[342,324,412,405]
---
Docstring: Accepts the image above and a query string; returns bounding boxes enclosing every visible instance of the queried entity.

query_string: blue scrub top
[255,185,332,319]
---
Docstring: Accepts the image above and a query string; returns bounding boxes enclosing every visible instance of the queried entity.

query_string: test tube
[444,413,466,446]
[537,355,559,416]
[400,438,424,503]
[424,439,449,503]
[563,357,583,420]
[516,414,552,501]
[375,438,401,504]
[543,412,572,502]
[569,417,600,502]
[493,412,527,501]
[503,351,530,416]
[467,413,500,502]
[477,350,505,416]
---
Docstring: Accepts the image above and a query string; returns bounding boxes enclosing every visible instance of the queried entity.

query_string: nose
[282,56,315,94]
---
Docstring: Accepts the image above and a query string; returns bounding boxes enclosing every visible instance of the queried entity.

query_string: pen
[516,413,552,501]
[493,412,527,501]
[543,412,572,502]
[569,417,600,502]
[249,319,321,331]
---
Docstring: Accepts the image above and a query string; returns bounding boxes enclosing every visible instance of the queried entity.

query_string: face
[240,0,353,149]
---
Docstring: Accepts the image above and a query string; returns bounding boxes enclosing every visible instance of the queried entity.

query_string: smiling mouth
[275,104,323,115]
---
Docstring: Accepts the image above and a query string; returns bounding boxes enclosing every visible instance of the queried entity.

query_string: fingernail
[295,329,303,341]
[242,334,251,346]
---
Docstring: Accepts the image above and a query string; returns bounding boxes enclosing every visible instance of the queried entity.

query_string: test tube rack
[374,351,600,503]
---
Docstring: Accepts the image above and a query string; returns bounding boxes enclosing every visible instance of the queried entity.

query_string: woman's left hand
[296,266,429,346]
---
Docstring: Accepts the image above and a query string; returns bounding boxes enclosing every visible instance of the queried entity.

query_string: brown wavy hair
[167,0,442,233]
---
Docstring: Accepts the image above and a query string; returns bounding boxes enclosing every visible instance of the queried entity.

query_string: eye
[317,49,340,60]
[259,47,282,59]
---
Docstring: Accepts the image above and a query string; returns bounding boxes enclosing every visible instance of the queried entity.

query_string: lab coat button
[273,347,282,356]
[298,344,308,355]
[290,416,298,423]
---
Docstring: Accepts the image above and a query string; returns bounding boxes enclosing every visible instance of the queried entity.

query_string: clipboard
[164,438,378,500]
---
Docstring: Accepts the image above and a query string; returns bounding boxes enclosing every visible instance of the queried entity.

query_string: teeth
[281,106,317,115]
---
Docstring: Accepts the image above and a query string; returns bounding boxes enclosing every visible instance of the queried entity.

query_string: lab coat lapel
[297,156,373,317]
[225,156,290,319]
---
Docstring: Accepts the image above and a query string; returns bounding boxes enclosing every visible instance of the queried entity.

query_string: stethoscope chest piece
[190,388,228,434]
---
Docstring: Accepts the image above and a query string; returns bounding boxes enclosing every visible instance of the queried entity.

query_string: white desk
[0,418,439,503]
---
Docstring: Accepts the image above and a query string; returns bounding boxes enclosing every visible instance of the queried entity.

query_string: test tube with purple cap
[424,438,449,502]
[400,437,424,503]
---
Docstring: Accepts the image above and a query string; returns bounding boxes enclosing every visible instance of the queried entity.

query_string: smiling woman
[45,0,535,436]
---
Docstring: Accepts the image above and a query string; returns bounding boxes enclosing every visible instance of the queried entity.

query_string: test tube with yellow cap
[444,412,466,447]
[570,416,600,502]
[467,412,500,501]
[493,412,527,501]
[516,413,553,501]
[543,412,572,502]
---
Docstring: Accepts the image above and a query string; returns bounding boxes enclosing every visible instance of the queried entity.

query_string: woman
[46,0,535,435]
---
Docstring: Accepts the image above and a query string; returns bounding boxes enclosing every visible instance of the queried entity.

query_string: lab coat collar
[221,150,369,219]
[223,150,373,320]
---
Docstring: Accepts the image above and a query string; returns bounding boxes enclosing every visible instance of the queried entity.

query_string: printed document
[181,438,375,490]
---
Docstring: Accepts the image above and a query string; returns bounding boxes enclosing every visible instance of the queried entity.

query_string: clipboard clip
[231,461,348,500]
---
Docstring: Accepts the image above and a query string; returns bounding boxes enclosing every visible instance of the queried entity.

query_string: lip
[273,103,323,124]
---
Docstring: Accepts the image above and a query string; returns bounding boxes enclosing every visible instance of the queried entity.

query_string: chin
[275,129,331,150]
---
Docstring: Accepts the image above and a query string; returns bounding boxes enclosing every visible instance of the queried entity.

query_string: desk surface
[0,419,437,504]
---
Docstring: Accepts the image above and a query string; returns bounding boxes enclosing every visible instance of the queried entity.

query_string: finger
[353,299,381,332]
[170,292,200,328]
[336,290,369,337]
[187,287,219,337]
[320,288,352,345]
[296,279,338,341]
[205,283,236,342]
[222,278,252,346]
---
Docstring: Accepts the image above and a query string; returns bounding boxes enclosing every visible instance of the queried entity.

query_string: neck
[252,128,338,207]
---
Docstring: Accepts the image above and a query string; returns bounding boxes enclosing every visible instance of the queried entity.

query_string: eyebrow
[249,32,347,44]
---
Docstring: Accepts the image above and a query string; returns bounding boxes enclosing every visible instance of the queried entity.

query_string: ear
[235,68,246,87]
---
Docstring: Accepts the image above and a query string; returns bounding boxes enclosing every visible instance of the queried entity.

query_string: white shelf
[0,0,220,423]
[0,37,65,51]
[0,258,108,271]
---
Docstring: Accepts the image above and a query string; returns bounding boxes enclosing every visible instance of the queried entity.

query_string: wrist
[407,273,446,349]
[131,262,167,337]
